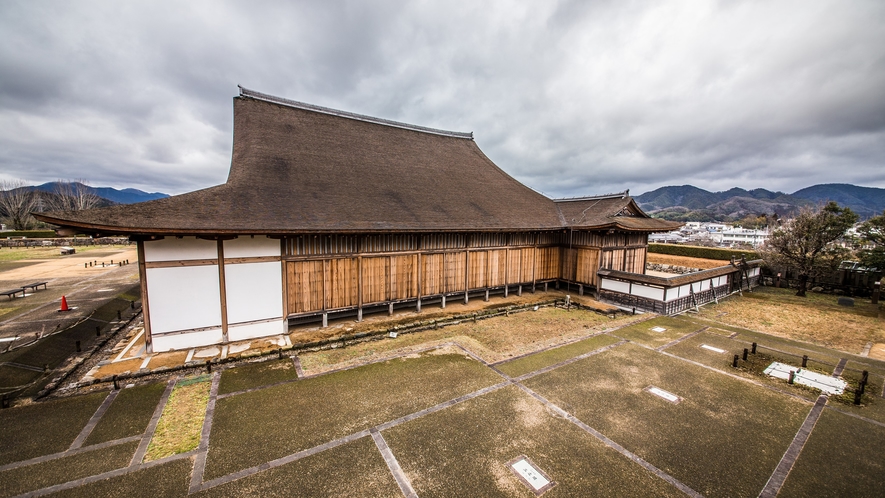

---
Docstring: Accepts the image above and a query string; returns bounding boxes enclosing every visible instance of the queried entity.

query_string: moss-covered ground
[0,285,883,496]
[217,358,298,395]
[384,384,684,497]
[0,441,137,497]
[85,382,166,445]
[522,343,810,498]
[0,392,105,465]
[205,348,502,480]
[779,409,885,498]
[193,436,401,497]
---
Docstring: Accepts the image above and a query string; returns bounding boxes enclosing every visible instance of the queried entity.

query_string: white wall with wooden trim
[142,236,286,352]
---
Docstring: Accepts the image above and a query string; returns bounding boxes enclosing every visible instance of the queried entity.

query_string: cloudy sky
[1,0,883,198]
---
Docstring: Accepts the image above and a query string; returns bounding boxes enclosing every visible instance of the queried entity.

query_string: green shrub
[648,243,759,261]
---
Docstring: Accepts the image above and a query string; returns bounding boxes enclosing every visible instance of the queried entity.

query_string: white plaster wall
[152,328,224,352]
[146,265,222,333]
[631,284,664,301]
[601,278,630,293]
[223,236,281,258]
[224,261,283,324]
[144,237,218,262]
[228,320,287,342]
[664,284,692,302]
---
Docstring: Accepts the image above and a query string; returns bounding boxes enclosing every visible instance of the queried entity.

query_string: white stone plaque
[647,386,681,403]
[508,456,555,495]
[700,344,726,353]
[651,326,667,333]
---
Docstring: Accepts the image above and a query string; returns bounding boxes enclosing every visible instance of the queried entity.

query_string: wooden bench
[1,289,25,300]
[20,282,48,293]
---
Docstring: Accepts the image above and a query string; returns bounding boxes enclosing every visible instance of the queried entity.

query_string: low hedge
[1,230,57,238]
[649,243,759,261]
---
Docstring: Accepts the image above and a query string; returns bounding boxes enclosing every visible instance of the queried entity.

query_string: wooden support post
[217,240,228,343]
[417,253,422,312]
[136,240,153,354]
[544,282,548,292]
[579,284,583,296]
[280,239,289,318]
[464,249,469,304]
[389,302,394,316]
[485,289,489,302]
[322,312,328,328]
[357,256,363,321]
[441,295,446,309]
[518,284,522,296]
[504,248,509,297]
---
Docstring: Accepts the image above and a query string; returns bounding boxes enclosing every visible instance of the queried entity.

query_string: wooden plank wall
[284,230,647,316]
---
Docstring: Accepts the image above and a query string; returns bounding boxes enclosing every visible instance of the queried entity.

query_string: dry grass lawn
[695,286,884,355]
[145,376,210,461]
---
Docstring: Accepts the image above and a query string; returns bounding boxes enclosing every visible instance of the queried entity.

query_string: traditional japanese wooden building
[36,87,681,352]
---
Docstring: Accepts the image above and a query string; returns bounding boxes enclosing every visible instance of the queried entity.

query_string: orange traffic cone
[59,295,70,312]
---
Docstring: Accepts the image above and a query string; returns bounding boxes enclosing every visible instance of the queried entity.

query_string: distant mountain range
[636,184,885,222]
[31,182,170,205]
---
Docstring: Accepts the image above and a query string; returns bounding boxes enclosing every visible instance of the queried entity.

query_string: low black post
[117,310,122,320]
[733,354,739,368]
[861,370,869,383]
[96,326,101,336]
[801,355,808,368]
[854,389,862,405]
[632,307,636,315]
[112,375,119,390]
[743,348,749,361]
[206,360,212,373]
[277,348,283,360]
[788,370,795,384]
[130,300,135,309]
[75,340,81,352]
[751,342,757,354]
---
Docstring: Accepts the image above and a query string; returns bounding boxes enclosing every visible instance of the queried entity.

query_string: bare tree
[761,202,858,296]
[47,180,103,212]
[0,179,39,230]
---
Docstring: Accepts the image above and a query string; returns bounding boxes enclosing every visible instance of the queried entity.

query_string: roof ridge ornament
[553,190,629,203]
[237,86,474,140]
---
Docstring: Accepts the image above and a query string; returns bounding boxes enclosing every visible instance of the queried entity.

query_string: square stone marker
[508,455,555,495]
[651,326,667,333]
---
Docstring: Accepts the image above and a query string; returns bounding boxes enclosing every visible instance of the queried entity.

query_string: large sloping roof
[555,194,682,232]
[35,88,679,236]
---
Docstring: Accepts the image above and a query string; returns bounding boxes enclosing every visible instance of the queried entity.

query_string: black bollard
[743,348,749,361]
[751,342,757,354]
[75,340,81,352]
[801,355,808,368]
[207,360,212,373]
[861,370,869,383]
[130,300,135,309]
[788,371,795,384]
[113,375,119,390]
[96,326,101,336]
[733,354,739,368]
[854,389,862,405]
[632,307,636,315]
[278,348,283,360]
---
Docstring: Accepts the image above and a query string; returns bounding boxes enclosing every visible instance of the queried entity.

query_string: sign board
[508,456,555,495]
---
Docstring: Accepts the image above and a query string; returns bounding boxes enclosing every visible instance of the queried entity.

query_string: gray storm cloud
[1,0,883,196]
